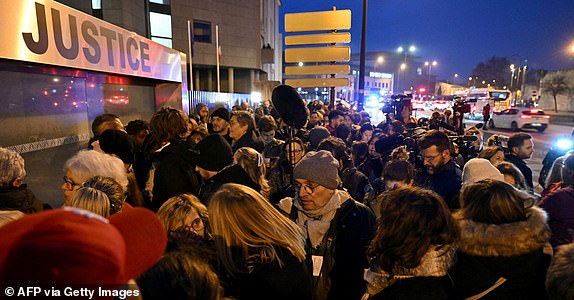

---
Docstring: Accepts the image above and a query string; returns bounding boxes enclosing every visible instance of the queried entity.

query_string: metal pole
[357,0,368,112]
[216,25,220,93]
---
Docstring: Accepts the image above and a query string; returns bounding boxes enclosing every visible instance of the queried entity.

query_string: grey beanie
[308,126,332,151]
[294,150,339,189]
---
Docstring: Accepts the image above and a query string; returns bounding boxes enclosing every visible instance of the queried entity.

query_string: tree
[470,56,513,88]
[541,75,570,112]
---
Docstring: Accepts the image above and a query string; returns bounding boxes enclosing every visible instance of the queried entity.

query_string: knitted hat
[98,129,135,164]
[462,158,505,187]
[194,134,233,172]
[0,207,166,285]
[210,107,230,123]
[294,150,339,189]
[308,126,331,151]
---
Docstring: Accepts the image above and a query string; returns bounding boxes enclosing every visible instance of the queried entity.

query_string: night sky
[280,0,574,82]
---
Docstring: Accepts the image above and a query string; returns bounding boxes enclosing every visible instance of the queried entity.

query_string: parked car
[489,107,550,133]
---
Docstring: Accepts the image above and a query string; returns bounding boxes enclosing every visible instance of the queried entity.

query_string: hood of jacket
[454,206,550,257]
[208,164,261,192]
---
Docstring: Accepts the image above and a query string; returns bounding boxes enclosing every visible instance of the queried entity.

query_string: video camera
[452,96,471,114]
[382,94,412,116]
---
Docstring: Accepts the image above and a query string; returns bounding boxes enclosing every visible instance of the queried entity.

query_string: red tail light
[543,115,550,119]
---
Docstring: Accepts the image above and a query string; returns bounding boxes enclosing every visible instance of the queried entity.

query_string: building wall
[102,0,148,36]
[171,0,260,69]
[538,69,574,112]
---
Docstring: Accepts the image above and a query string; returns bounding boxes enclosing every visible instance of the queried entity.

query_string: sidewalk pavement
[545,111,574,126]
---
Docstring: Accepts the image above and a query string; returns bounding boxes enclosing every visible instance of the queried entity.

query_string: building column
[208,69,213,91]
[194,68,200,91]
[228,67,234,93]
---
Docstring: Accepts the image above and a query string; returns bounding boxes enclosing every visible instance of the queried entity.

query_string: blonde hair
[157,194,208,234]
[68,187,111,217]
[233,147,270,199]
[0,210,25,228]
[209,184,306,274]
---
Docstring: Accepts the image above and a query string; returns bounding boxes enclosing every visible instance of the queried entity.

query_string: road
[364,105,574,192]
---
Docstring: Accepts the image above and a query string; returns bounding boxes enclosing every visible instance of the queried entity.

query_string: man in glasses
[416,130,462,210]
[277,150,375,300]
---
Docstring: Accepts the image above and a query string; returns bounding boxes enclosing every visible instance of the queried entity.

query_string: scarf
[293,190,350,249]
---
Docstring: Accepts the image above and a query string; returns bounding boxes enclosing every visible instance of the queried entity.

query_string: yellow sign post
[283,7,352,109]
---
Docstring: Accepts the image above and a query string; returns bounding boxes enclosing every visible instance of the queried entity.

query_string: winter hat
[294,150,340,189]
[194,134,233,172]
[308,126,331,151]
[98,129,135,164]
[462,158,505,187]
[210,107,230,123]
[0,207,166,285]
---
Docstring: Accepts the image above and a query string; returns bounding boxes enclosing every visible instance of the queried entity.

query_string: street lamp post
[509,64,515,90]
[424,60,437,95]
[396,45,415,93]
[396,63,406,94]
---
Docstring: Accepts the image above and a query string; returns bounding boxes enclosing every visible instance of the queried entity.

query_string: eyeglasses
[63,176,81,191]
[420,153,442,162]
[183,217,205,233]
[295,182,320,194]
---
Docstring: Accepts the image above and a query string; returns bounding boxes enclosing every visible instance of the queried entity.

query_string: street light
[510,64,515,90]
[375,55,384,72]
[424,60,437,95]
[397,45,416,63]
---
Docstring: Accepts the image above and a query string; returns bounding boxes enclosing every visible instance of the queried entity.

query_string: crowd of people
[1,96,574,299]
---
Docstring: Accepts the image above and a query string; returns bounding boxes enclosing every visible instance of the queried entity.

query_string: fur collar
[454,206,550,257]
[364,245,455,296]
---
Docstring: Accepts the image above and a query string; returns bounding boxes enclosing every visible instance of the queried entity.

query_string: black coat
[416,159,462,210]
[505,154,534,194]
[151,140,201,211]
[371,277,451,300]
[449,207,551,300]
[283,195,376,300]
[238,246,313,300]
[198,164,261,206]
[0,185,48,213]
[232,131,265,153]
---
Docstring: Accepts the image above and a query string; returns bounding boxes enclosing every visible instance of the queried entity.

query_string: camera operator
[415,130,462,210]
[428,111,456,132]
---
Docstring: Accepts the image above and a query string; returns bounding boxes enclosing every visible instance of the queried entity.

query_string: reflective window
[152,37,172,48]
[149,0,170,4]
[193,20,212,43]
[150,12,172,39]
[91,0,101,9]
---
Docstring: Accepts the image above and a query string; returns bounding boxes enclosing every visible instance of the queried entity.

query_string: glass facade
[0,60,161,207]
[150,12,173,47]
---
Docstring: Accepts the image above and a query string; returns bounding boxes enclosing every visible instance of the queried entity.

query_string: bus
[465,88,512,118]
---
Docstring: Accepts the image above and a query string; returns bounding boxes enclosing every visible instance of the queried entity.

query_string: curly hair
[368,186,457,272]
[81,176,125,215]
[157,193,209,238]
[0,148,26,189]
[150,107,190,142]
